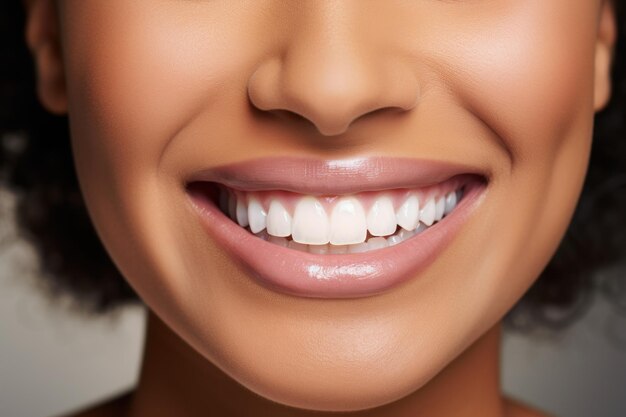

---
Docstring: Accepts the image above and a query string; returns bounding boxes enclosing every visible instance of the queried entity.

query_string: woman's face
[38,0,615,411]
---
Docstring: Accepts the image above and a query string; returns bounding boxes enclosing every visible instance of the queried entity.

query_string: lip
[185,156,490,194]
[185,157,488,298]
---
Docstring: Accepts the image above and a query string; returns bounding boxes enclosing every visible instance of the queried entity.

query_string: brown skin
[24,1,616,416]
[68,318,553,417]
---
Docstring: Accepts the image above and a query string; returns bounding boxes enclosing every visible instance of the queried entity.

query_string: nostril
[261,108,324,134]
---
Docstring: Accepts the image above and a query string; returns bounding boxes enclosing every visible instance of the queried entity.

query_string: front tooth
[419,197,436,226]
[396,195,420,231]
[248,197,267,233]
[329,197,367,245]
[434,196,446,221]
[266,200,292,237]
[367,196,397,236]
[292,196,330,244]
[444,191,457,215]
[236,198,249,227]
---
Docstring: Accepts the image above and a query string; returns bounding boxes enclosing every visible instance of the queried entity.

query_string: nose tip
[247,51,419,137]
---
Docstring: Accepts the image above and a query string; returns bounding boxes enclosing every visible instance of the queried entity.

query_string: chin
[229,354,436,412]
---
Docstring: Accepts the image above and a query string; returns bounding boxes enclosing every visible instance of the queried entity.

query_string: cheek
[434,1,598,280]
[60,1,263,263]
[401,1,600,322]
[437,1,597,163]
[59,2,252,298]
[53,0,606,410]
[61,1,259,186]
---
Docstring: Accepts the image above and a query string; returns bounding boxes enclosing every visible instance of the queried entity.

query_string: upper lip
[186,156,489,195]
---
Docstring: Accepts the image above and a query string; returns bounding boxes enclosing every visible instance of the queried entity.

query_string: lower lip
[187,178,487,298]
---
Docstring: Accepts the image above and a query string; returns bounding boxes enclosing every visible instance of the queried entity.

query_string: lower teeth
[250,222,429,254]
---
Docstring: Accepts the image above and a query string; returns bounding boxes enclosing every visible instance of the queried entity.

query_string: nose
[247,6,419,137]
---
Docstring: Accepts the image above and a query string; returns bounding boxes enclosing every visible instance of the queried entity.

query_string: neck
[128,311,505,417]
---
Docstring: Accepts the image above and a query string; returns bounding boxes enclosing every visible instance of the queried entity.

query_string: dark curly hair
[1,1,625,330]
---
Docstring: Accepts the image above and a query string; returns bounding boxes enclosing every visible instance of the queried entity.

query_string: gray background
[1,189,625,417]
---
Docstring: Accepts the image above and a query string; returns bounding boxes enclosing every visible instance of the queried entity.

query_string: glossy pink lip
[185,157,488,298]
[185,156,490,194]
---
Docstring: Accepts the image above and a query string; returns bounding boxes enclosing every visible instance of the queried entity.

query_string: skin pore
[24,1,616,416]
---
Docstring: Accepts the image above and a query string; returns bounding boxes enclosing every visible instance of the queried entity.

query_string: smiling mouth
[189,175,469,255]
[185,156,488,298]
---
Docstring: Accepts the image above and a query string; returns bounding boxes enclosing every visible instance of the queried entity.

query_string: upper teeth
[219,184,463,247]
[329,197,367,245]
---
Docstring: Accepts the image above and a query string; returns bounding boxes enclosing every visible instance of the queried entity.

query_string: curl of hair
[1,1,625,326]
[0,1,137,313]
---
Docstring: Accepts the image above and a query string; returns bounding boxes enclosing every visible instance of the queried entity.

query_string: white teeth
[367,237,389,250]
[435,195,446,221]
[309,244,329,254]
[223,184,467,253]
[329,197,367,245]
[236,198,249,227]
[348,242,369,253]
[396,194,420,231]
[266,200,292,237]
[387,234,403,246]
[248,197,267,234]
[329,244,349,254]
[414,223,428,234]
[444,191,457,215]
[292,196,330,245]
[367,196,397,236]
[419,197,436,226]
[397,228,415,241]
[389,228,417,246]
